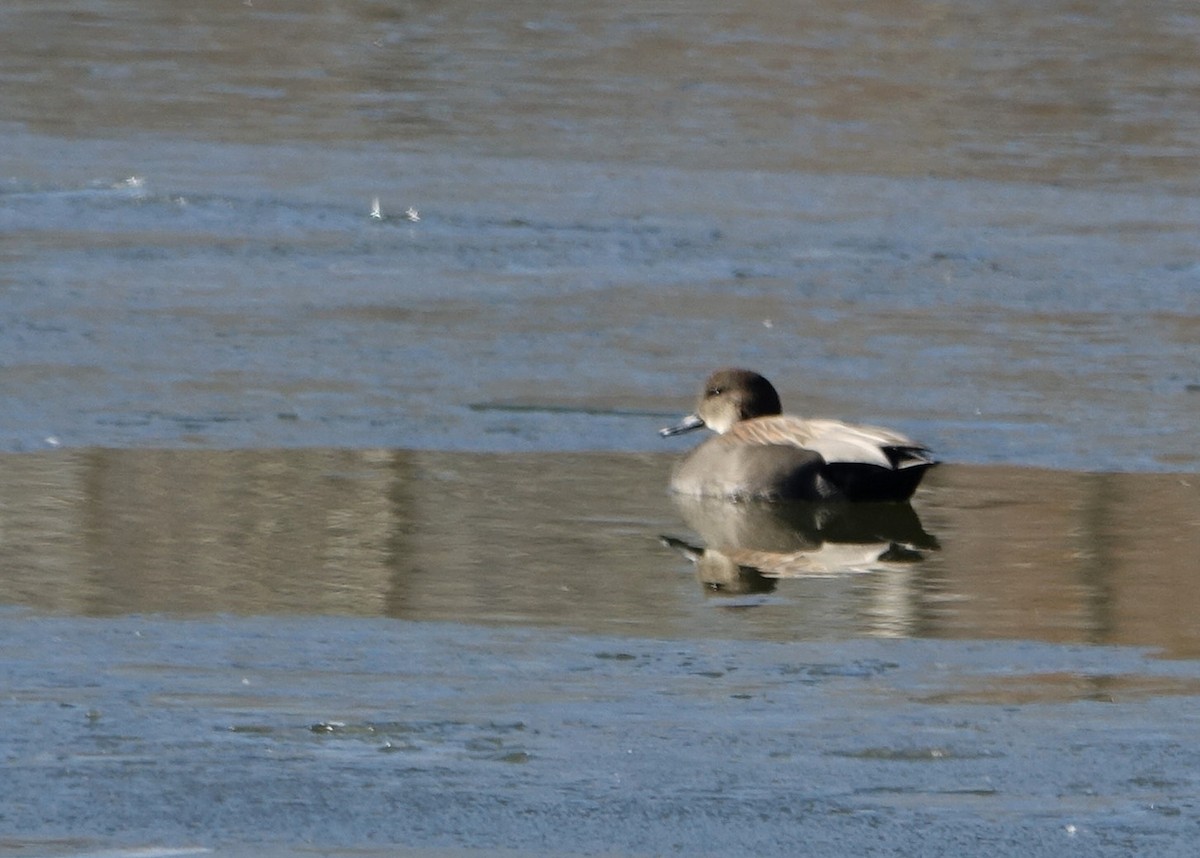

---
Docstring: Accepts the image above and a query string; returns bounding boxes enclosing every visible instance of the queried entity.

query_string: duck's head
[660,368,783,436]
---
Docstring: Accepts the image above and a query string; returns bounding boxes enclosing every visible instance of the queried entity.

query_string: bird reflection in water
[661,495,938,596]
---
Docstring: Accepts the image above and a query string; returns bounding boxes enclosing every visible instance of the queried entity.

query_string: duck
[660,368,936,502]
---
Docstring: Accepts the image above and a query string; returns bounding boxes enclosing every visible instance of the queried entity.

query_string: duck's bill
[659,414,706,437]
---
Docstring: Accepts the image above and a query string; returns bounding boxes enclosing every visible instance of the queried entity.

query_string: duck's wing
[727,416,934,471]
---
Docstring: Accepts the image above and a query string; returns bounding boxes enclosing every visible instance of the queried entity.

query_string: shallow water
[3,0,1200,855]
[2,450,1198,657]
[3,451,1200,856]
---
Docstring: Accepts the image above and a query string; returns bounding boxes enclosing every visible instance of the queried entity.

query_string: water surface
[2,449,1198,657]
[2,0,1199,467]
[3,1,1200,855]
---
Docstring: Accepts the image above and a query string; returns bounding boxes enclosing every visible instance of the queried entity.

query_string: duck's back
[727,416,933,469]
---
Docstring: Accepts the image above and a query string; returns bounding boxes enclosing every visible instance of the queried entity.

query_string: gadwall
[660,368,936,502]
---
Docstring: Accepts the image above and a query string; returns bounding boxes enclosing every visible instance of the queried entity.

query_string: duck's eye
[706,386,722,397]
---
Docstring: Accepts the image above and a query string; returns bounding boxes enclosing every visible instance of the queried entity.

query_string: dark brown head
[660,368,783,436]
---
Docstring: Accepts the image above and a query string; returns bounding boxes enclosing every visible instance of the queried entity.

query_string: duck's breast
[670,435,829,500]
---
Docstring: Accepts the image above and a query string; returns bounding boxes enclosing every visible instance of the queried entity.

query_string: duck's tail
[884,445,939,471]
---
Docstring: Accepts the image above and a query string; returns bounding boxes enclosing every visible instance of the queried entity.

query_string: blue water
[3,2,1200,856]
[3,1,1200,470]
[4,155,1198,470]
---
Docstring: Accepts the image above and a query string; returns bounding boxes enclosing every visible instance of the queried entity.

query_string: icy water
[3,451,1200,857]
[3,0,1200,856]
[3,1,1199,467]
